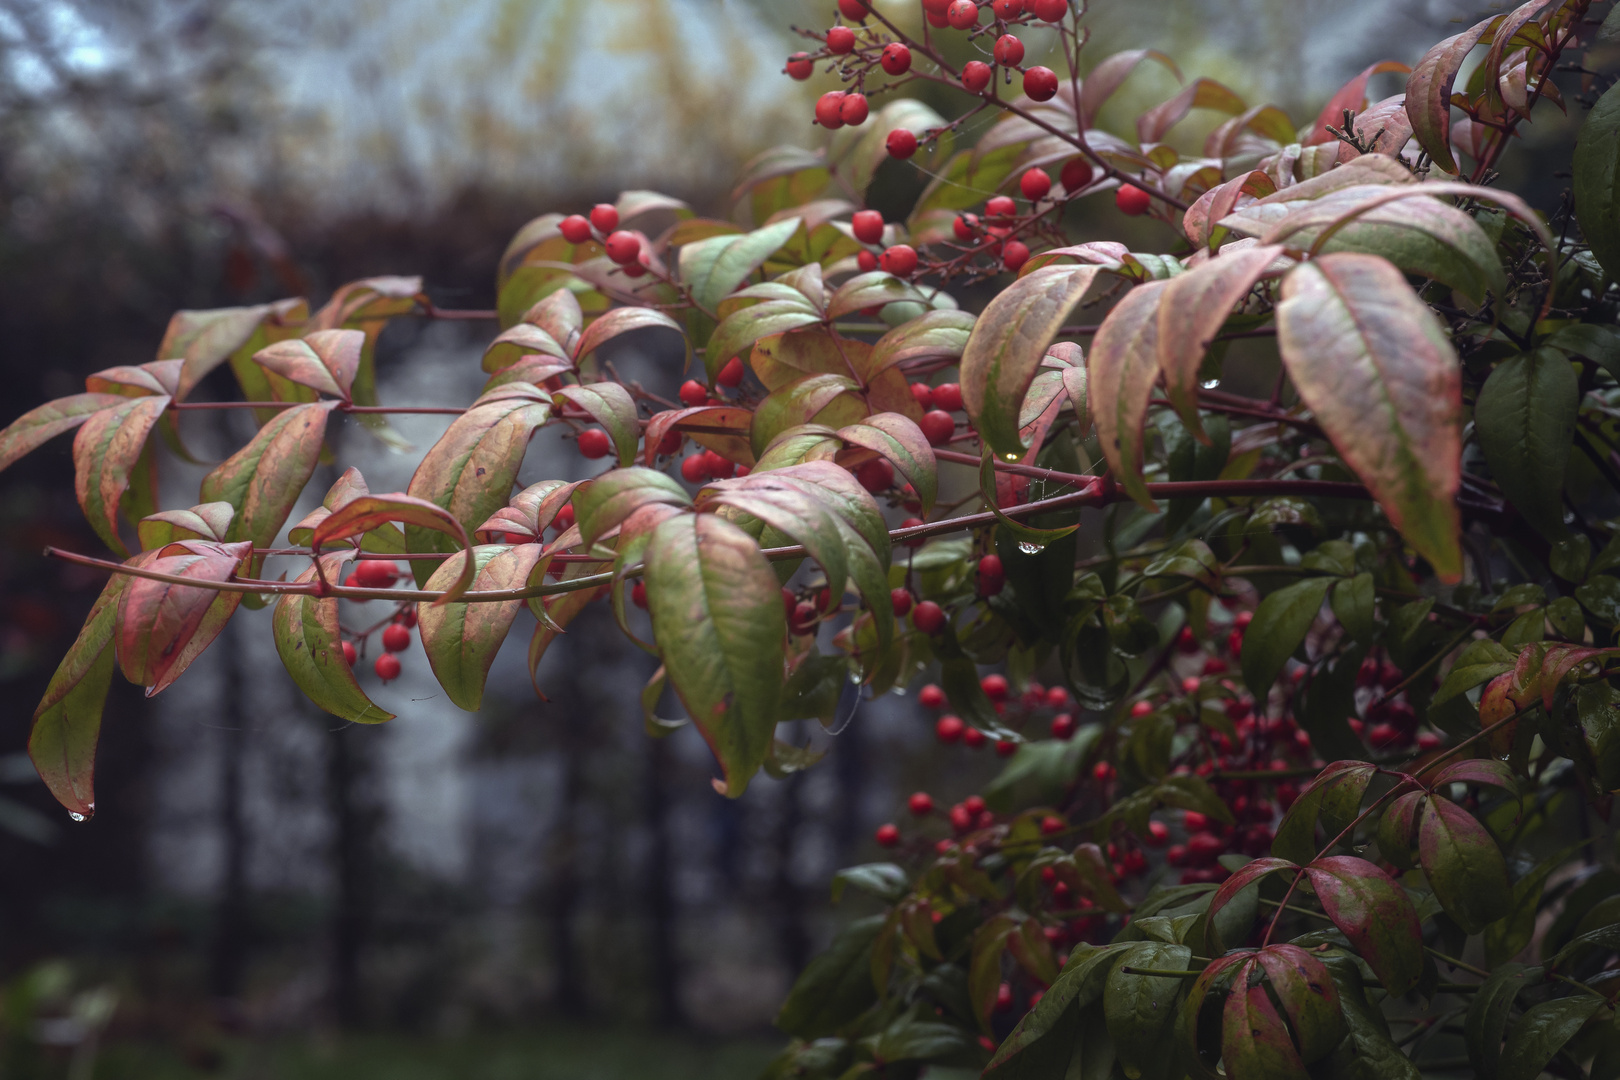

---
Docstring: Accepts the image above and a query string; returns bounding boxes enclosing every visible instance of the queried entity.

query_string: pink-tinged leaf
[1481,1,1559,118]
[1276,254,1463,581]
[309,275,423,329]
[572,306,688,366]
[865,309,975,380]
[572,467,693,550]
[0,393,126,474]
[482,354,576,394]
[1347,93,1416,157]
[72,395,170,556]
[85,359,182,398]
[475,480,584,542]
[1183,171,1278,249]
[162,299,309,402]
[418,544,551,711]
[252,329,363,400]
[312,493,475,604]
[751,374,864,458]
[1137,78,1247,144]
[1404,14,1505,174]
[273,551,393,724]
[962,265,1104,461]
[1376,790,1426,872]
[28,562,146,817]
[643,512,786,798]
[1418,794,1512,933]
[1304,855,1423,996]
[115,539,253,692]
[521,288,585,352]
[554,382,641,466]
[1254,945,1345,1063]
[1223,983,1310,1080]
[1089,279,1171,509]
[1432,758,1519,794]
[1182,953,1251,1076]
[481,322,571,374]
[1156,245,1283,440]
[287,467,377,547]
[825,271,927,320]
[1079,49,1183,126]
[137,502,235,549]
[1531,644,1620,709]
[1305,61,1412,144]
[1203,104,1297,159]
[836,413,937,513]
[699,474,852,602]
[704,301,824,381]
[642,405,756,467]
[1272,760,1378,864]
[1206,857,1297,948]
[199,401,335,579]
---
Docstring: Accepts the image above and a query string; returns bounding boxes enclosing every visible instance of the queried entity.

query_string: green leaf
[1574,79,1620,282]
[417,544,550,711]
[161,299,308,402]
[1304,856,1423,997]
[1467,962,1543,1080]
[1474,349,1577,541]
[273,552,394,724]
[572,306,687,367]
[1376,792,1424,872]
[1315,953,1423,1080]
[1434,638,1517,706]
[1088,279,1169,509]
[830,864,908,904]
[644,513,785,798]
[775,915,885,1039]
[977,449,1080,548]
[1485,850,1565,969]
[751,374,864,458]
[982,734,1099,813]
[865,310,976,380]
[1546,323,1620,382]
[72,395,169,556]
[1332,572,1376,644]
[680,218,802,314]
[1499,995,1607,1080]
[985,946,1123,1080]
[961,265,1104,462]
[1255,944,1345,1063]
[1206,858,1297,951]
[825,272,927,320]
[1417,794,1512,933]
[700,474,852,603]
[837,414,937,515]
[1272,760,1376,864]
[0,392,125,474]
[704,301,823,381]
[1277,254,1463,581]
[554,382,641,466]
[1241,576,1334,696]
[252,329,362,400]
[1104,941,1190,1080]
[573,466,692,549]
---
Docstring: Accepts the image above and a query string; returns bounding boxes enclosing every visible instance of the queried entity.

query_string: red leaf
[312,494,475,604]
[1207,856,1297,933]
[1304,855,1423,996]
[72,395,170,556]
[1404,14,1505,174]
[1222,982,1310,1080]
[1305,61,1412,145]
[115,539,253,692]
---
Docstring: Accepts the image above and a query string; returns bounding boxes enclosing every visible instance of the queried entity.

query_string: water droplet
[849,670,863,684]
[891,685,906,696]
[68,812,86,823]
[1201,378,1220,389]
[1017,540,1045,554]
[1003,452,1021,462]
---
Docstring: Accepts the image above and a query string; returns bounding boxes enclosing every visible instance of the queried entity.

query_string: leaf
[962,265,1104,461]
[775,915,885,1039]
[199,402,335,578]
[138,502,234,549]
[1467,962,1542,1080]
[825,272,927,320]
[1273,761,1377,864]
[116,539,253,693]
[1079,49,1182,125]
[1276,254,1463,581]
[985,945,1124,1079]
[417,544,550,711]
[554,382,641,466]
[1137,78,1246,143]
[1432,758,1518,793]
[837,414,937,514]
[1376,792,1424,872]
[1474,349,1576,540]
[1499,995,1607,1080]
[1304,856,1423,996]
[644,513,785,798]
[312,494,475,603]
[72,395,169,556]
[969,917,1017,1032]
[1088,279,1171,509]
[273,552,394,724]
[1332,572,1376,644]
[1255,945,1345,1063]
[1315,954,1422,1080]
[404,386,551,577]
[1405,14,1503,174]
[1156,246,1282,440]
[252,329,363,400]
[1206,858,1297,950]
[680,218,802,314]
[1241,576,1334,697]
[751,374,863,458]
[0,393,125,474]
[1417,794,1512,933]
[1574,79,1620,286]
[161,300,308,402]
[700,476,852,603]
[572,467,692,549]
[1306,61,1413,144]
[705,301,824,381]
[1104,941,1191,1080]
[830,863,908,904]
[866,310,976,379]
[1223,982,1310,1080]
[573,305,688,368]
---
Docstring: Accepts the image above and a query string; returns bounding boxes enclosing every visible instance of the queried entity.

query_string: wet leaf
[1304,856,1423,996]
[1467,962,1543,1080]
[1475,349,1577,540]
[1273,761,1377,863]
[1418,793,1512,933]
[273,551,393,724]
[1089,279,1170,508]
[1498,995,1607,1080]
[115,539,253,693]
[1241,576,1334,697]
[1574,79,1620,293]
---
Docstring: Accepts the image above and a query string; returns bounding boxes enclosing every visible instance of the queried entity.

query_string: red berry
[852,209,885,245]
[937,715,966,744]
[963,726,987,749]
[919,684,946,709]
[815,91,847,128]
[880,244,918,276]
[881,42,912,75]
[678,379,708,407]
[826,26,856,53]
[400,608,418,629]
[382,623,412,653]
[1051,713,1076,739]
[559,215,593,244]
[890,588,913,618]
[1002,240,1030,272]
[1146,820,1170,847]
[949,804,973,832]
[1023,65,1058,101]
[926,11,948,26]
[1202,657,1228,676]
[875,823,901,847]
[856,249,879,272]
[840,93,870,126]
[900,516,927,548]
[374,653,401,682]
[1181,676,1201,695]
[790,601,820,637]
[679,454,709,483]
[981,673,1009,701]
[1184,811,1208,831]
[996,739,1018,757]
[912,600,946,634]
[995,982,1014,1011]
[962,60,992,92]
[1031,0,1068,19]
[986,195,1016,220]
[552,505,576,532]
[604,231,640,264]
[920,410,956,446]
[1092,761,1116,782]
[856,457,895,493]
[655,426,683,455]
[341,640,357,666]
[704,450,735,479]
[1060,158,1093,192]
[932,383,963,411]
[994,34,1025,67]
[1166,844,1187,866]
[886,128,918,158]
[577,428,612,459]
[838,0,871,18]
[978,554,1005,597]
[910,382,935,408]
[1186,831,1225,866]
[992,0,1022,14]
[953,213,979,241]
[631,581,648,609]
[714,356,747,389]
[1019,166,1051,201]
[909,791,935,815]
[946,0,979,28]
[1368,723,1401,750]
[1116,184,1151,216]
[589,204,620,233]
[785,52,814,80]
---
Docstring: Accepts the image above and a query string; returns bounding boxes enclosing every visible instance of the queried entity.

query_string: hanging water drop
[68,811,86,822]
[1003,452,1021,462]
[1201,377,1220,388]
[1017,540,1045,554]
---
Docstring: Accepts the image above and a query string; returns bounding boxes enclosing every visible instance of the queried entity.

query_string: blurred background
[0,0,1544,1076]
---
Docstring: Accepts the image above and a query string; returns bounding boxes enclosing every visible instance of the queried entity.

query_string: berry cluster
[339,558,420,682]
[915,671,1073,755]
[558,203,648,276]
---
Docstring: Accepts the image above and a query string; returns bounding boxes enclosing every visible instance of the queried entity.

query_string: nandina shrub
[5,0,1620,1076]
